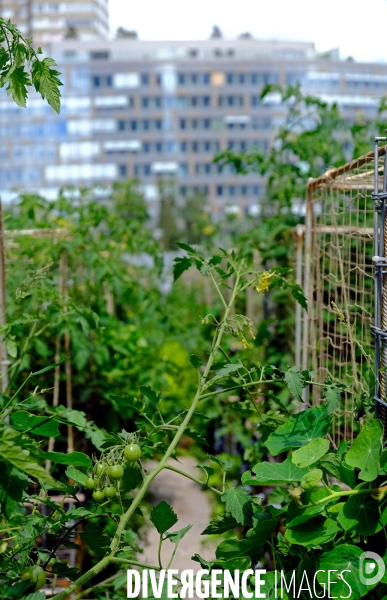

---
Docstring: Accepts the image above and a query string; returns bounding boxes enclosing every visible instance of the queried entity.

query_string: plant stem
[164,464,221,495]
[51,270,240,600]
[157,535,163,569]
[302,485,387,508]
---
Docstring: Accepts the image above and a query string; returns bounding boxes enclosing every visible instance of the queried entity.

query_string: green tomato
[95,462,105,476]
[30,566,46,591]
[124,443,141,463]
[21,566,46,591]
[21,568,32,582]
[107,464,124,480]
[84,477,96,490]
[92,489,105,502]
[103,486,117,499]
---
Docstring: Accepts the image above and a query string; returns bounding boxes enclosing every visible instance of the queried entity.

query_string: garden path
[142,456,215,572]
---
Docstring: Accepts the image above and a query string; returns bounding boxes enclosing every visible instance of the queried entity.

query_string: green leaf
[265,406,330,456]
[209,362,243,384]
[150,501,178,534]
[286,487,336,526]
[283,278,308,311]
[41,451,92,467]
[6,338,17,358]
[11,412,60,437]
[31,57,62,113]
[173,256,192,281]
[195,464,214,478]
[184,427,209,447]
[0,428,55,485]
[79,522,109,557]
[5,66,30,107]
[345,420,383,482]
[32,356,68,376]
[291,437,330,468]
[201,512,238,535]
[0,461,30,501]
[51,562,80,580]
[286,516,341,548]
[248,457,308,485]
[190,354,203,370]
[65,466,87,486]
[140,385,160,404]
[241,516,277,556]
[324,384,341,415]
[176,242,197,254]
[165,524,192,543]
[337,485,387,535]
[65,506,94,519]
[221,486,251,525]
[215,537,245,559]
[24,594,46,600]
[121,465,143,493]
[317,545,377,598]
[284,366,305,401]
[319,453,356,488]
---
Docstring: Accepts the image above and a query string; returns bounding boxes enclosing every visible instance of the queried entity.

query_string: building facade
[0,0,109,43]
[0,38,386,216]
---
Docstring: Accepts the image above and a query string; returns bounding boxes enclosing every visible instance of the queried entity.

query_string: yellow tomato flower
[256,271,274,293]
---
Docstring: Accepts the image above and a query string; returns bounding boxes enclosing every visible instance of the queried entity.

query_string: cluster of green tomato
[84,443,141,502]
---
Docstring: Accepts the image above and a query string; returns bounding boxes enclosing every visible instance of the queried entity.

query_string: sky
[109,0,387,64]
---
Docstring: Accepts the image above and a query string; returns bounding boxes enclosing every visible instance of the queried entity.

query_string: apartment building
[0,0,109,43]
[0,38,386,216]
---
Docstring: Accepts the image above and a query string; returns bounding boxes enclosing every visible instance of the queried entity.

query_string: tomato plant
[0,242,383,600]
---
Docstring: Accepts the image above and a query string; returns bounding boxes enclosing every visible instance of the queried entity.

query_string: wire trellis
[297,146,386,445]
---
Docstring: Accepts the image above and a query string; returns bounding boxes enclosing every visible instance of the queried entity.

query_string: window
[217,185,223,196]
[46,164,117,182]
[204,119,211,129]
[227,73,233,84]
[113,72,140,88]
[179,119,186,129]
[178,74,185,85]
[141,73,149,85]
[202,73,210,84]
[60,141,99,160]
[90,51,109,60]
[118,165,127,176]
[251,73,258,84]
[142,97,149,108]
[251,95,259,106]
[181,142,187,152]
[92,75,112,88]
[143,142,150,152]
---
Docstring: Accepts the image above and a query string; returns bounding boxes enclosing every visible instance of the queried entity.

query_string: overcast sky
[109,0,387,63]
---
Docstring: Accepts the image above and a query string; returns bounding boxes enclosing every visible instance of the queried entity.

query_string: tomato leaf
[41,451,92,467]
[150,501,178,534]
[11,412,60,437]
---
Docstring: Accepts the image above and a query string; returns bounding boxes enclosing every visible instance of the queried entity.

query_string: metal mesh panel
[297,146,386,445]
